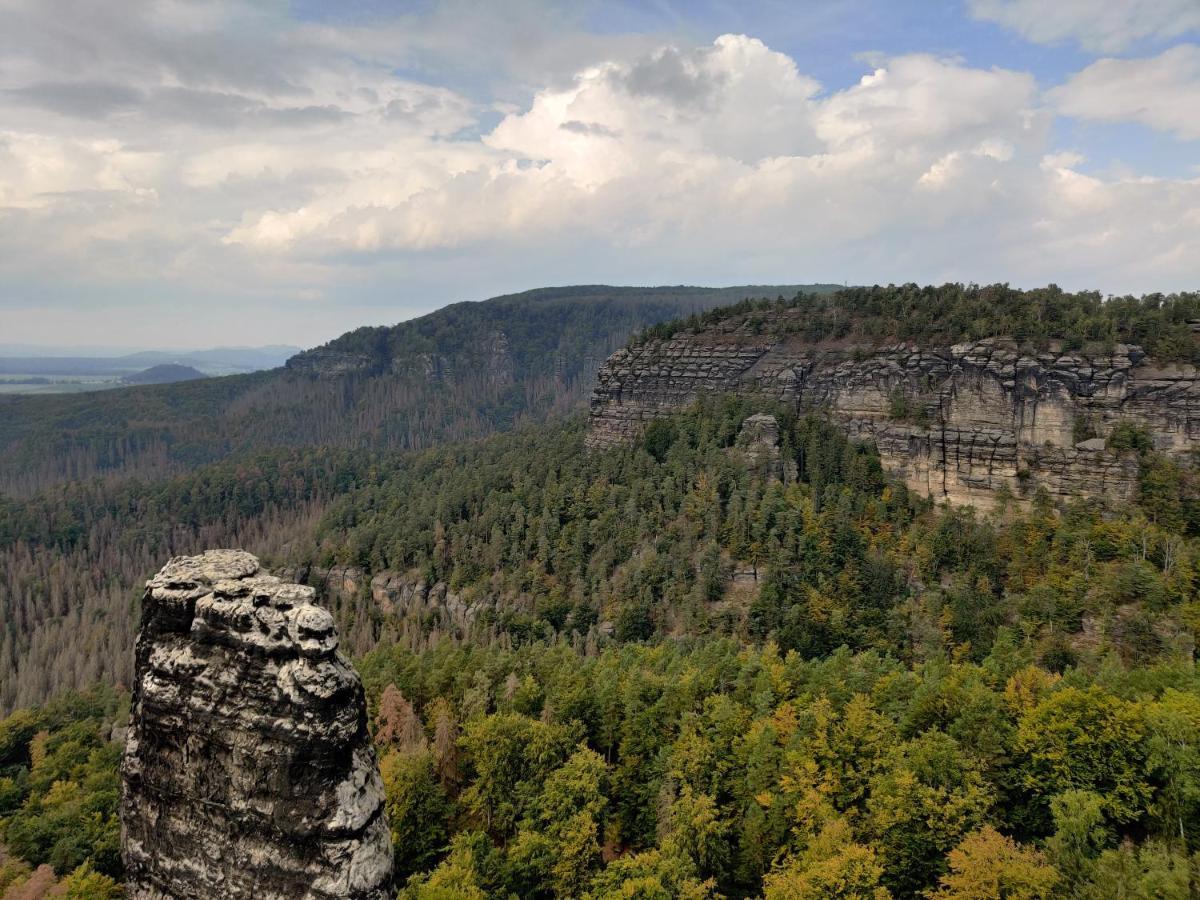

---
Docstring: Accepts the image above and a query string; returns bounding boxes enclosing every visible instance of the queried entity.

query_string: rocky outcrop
[588,312,1200,507]
[286,347,382,377]
[279,565,492,639]
[285,328,514,386]
[731,413,795,483]
[121,550,393,900]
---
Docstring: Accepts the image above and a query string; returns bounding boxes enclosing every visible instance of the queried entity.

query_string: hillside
[2,284,1198,900]
[0,284,830,496]
[3,396,1199,898]
[121,363,207,385]
[589,283,1200,508]
[4,283,1200,714]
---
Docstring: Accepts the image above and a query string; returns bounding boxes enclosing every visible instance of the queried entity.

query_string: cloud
[816,55,1040,152]
[227,42,1047,260]
[1,1,1199,346]
[1050,45,1200,140]
[968,0,1200,52]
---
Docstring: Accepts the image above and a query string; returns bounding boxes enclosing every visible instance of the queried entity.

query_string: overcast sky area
[3,0,1200,348]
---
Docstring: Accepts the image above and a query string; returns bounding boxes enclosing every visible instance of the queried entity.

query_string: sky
[2,0,1200,348]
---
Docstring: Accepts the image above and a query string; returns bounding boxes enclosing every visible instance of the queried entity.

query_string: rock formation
[277,564,492,650]
[286,327,515,386]
[120,550,394,900]
[732,413,795,483]
[588,309,1200,507]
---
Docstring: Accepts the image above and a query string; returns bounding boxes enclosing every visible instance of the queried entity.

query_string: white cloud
[1050,45,1200,140]
[815,55,1041,152]
[224,44,1058,272]
[968,0,1200,52]
[1,1,1199,346]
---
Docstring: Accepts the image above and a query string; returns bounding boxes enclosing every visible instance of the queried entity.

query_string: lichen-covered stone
[121,550,394,900]
[588,319,1200,507]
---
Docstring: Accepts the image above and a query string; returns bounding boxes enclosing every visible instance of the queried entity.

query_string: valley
[1,284,1199,898]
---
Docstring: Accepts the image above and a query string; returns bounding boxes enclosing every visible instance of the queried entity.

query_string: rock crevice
[120,550,393,900]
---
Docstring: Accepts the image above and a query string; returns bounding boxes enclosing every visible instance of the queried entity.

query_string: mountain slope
[121,364,208,385]
[2,286,1199,900]
[0,284,832,496]
[3,395,1199,898]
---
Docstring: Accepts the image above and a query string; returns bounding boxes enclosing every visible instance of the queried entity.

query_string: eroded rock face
[121,550,394,900]
[588,317,1200,507]
[732,413,795,483]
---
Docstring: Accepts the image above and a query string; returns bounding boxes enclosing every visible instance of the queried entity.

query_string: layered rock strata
[588,314,1200,507]
[120,550,393,900]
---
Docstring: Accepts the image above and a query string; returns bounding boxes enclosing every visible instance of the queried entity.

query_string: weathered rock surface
[731,413,796,483]
[588,311,1200,507]
[121,550,393,900]
[278,564,493,642]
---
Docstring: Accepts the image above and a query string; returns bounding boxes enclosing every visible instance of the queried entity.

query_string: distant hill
[122,364,208,385]
[0,344,301,377]
[0,284,836,495]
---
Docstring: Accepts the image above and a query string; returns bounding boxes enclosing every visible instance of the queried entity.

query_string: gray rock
[121,550,394,900]
[733,413,796,482]
[587,315,1200,509]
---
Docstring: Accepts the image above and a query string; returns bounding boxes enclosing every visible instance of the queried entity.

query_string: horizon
[6,277,1180,357]
[3,1,1200,345]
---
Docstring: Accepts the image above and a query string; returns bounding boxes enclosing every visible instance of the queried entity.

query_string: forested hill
[3,397,1200,897]
[632,283,1200,359]
[0,284,831,496]
[288,285,830,378]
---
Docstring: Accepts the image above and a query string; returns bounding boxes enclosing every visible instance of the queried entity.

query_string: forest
[636,283,1200,363]
[0,285,818,497]
[2,395,1200,897]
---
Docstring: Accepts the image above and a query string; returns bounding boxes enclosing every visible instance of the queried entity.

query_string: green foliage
[1108,421,1155,454]
[354,632,1200,899]
[381,749,454,881]
[0,687,124,880]
[632,283,1200,364]
[1016,686,1150,827]
[313,401,909,654]
[1077,841,1196,899]
[59,859,124,898]
[929,825,1060,899]
[763,818,890,899]
[399,840,488,900]
[583,848,716,899]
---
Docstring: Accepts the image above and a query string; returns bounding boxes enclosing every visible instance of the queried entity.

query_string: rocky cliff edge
[588,318,1200,507]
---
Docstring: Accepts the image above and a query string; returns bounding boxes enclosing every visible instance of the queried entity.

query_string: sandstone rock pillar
[120,550,394,899]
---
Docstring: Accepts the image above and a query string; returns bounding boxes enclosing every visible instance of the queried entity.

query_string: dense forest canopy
[3,283,1200,896]
[0,285,823,497]
[305,397,1200,666]
[2,400,1199,896]
[636,283,1200,363]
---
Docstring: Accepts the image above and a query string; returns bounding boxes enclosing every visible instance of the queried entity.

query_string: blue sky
[2,0,1199,346]
[289,0,1190,175]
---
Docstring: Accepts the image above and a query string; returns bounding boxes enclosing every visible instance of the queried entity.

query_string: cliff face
[588,313,1200,507]
[120,550,393,900]
[277,564,503,655]
[286,327,515,386]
